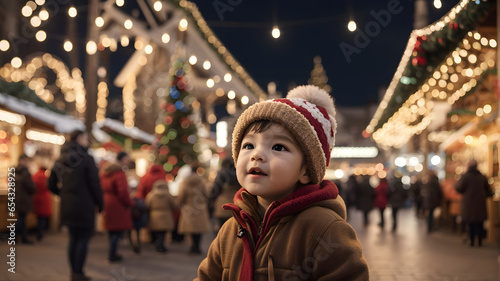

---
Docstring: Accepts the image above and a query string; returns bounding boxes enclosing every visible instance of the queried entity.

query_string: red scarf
[223,180,339,281]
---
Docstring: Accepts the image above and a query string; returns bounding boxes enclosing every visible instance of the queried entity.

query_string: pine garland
[374,0,494,131]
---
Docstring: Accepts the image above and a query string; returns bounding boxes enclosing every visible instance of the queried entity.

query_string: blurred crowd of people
[14,130,240,281]
[339,162,493,247]
[13,130,494,281]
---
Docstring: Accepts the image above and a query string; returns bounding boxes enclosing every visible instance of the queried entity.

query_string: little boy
[196,85,369,280]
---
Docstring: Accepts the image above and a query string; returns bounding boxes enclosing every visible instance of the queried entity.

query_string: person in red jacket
[100,151,134,262]
[136,164,166,200]
[374,177,389,228]
[32,166,52,241]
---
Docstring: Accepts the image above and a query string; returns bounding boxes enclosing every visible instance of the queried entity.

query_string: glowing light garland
[0,54,87,117]
[371,32,496,148]
[367,0,493,135]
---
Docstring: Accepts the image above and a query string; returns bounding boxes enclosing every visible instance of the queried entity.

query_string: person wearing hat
[195,85,368,280]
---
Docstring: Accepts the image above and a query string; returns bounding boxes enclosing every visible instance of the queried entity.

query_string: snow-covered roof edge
[92,118,155,144]
[0,92,85,134]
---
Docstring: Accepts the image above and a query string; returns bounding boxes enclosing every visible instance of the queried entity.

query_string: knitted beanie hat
[232,85,336,185]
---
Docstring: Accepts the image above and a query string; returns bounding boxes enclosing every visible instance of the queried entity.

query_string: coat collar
[222,180,339,281]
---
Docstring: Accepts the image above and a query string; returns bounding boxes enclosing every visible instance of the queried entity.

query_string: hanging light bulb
[153,1,162,11]
[39,9,49,21]
[188,55,197,65]
[95,16,105,27]
[116,0,124,7]
[86,40,97,55]
[348,20,357,32]
[68,7,77,18]
[36,30,46,41]
[179,19,188,31]
[0,40,10,51]
[64,40,73,52]
[271,26,280,39]
[203,60,211,70]
[161,33,170,43]
[124,19,133,29]
[11,57,22,68]
[433,0,442,9]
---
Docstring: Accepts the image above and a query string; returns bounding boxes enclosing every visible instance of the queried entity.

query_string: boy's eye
[272,144,287,151]
[242,143,254,150]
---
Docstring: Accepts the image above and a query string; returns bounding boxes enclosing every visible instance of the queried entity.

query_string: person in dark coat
[455,160,493,247]
[32,166,52,241]
[48,130,103,281]
[420,170,443,233]
[388,173,408,232]
[345,174,358,220]
[15,154,37,244]
[374,178,389,228]
[100,151,134,262]
[356,175,375,226]
[130,191,147,254]
[411,175,424,218]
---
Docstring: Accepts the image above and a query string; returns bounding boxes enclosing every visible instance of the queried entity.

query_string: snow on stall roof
[92,118,155,144]
[0,92,85,134]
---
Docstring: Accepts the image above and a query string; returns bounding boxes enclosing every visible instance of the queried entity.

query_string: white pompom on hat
[232,85,337,185]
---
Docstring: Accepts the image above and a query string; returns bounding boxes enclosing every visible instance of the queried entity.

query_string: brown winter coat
[145,180,177,231]
[195,181,369,281]
[178,175,211,234]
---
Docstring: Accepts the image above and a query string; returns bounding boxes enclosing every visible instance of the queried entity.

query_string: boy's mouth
[248,167,267,176]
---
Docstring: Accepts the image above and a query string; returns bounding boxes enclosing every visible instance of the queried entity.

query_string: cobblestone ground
[0,208,498,281]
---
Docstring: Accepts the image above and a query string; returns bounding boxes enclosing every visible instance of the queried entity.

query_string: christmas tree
[308,56,332,93]
[154,58,199,177]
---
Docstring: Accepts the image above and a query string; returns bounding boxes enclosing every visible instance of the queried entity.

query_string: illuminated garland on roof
[367,0,494,134]
[173,0,267,100]
[371,31,496,148]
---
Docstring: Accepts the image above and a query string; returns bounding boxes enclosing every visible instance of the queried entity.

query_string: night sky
[190,0,457,107]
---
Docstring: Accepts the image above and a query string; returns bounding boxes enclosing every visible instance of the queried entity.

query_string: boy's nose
[251,151,265,162]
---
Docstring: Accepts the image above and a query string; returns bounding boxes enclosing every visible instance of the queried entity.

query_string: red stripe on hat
[274,99,331,166]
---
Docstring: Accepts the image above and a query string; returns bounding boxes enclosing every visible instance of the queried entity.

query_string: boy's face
[236,123,310,206]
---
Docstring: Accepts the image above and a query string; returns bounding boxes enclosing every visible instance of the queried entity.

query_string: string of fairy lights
[0,0,266,129]
[370,30,497,148]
